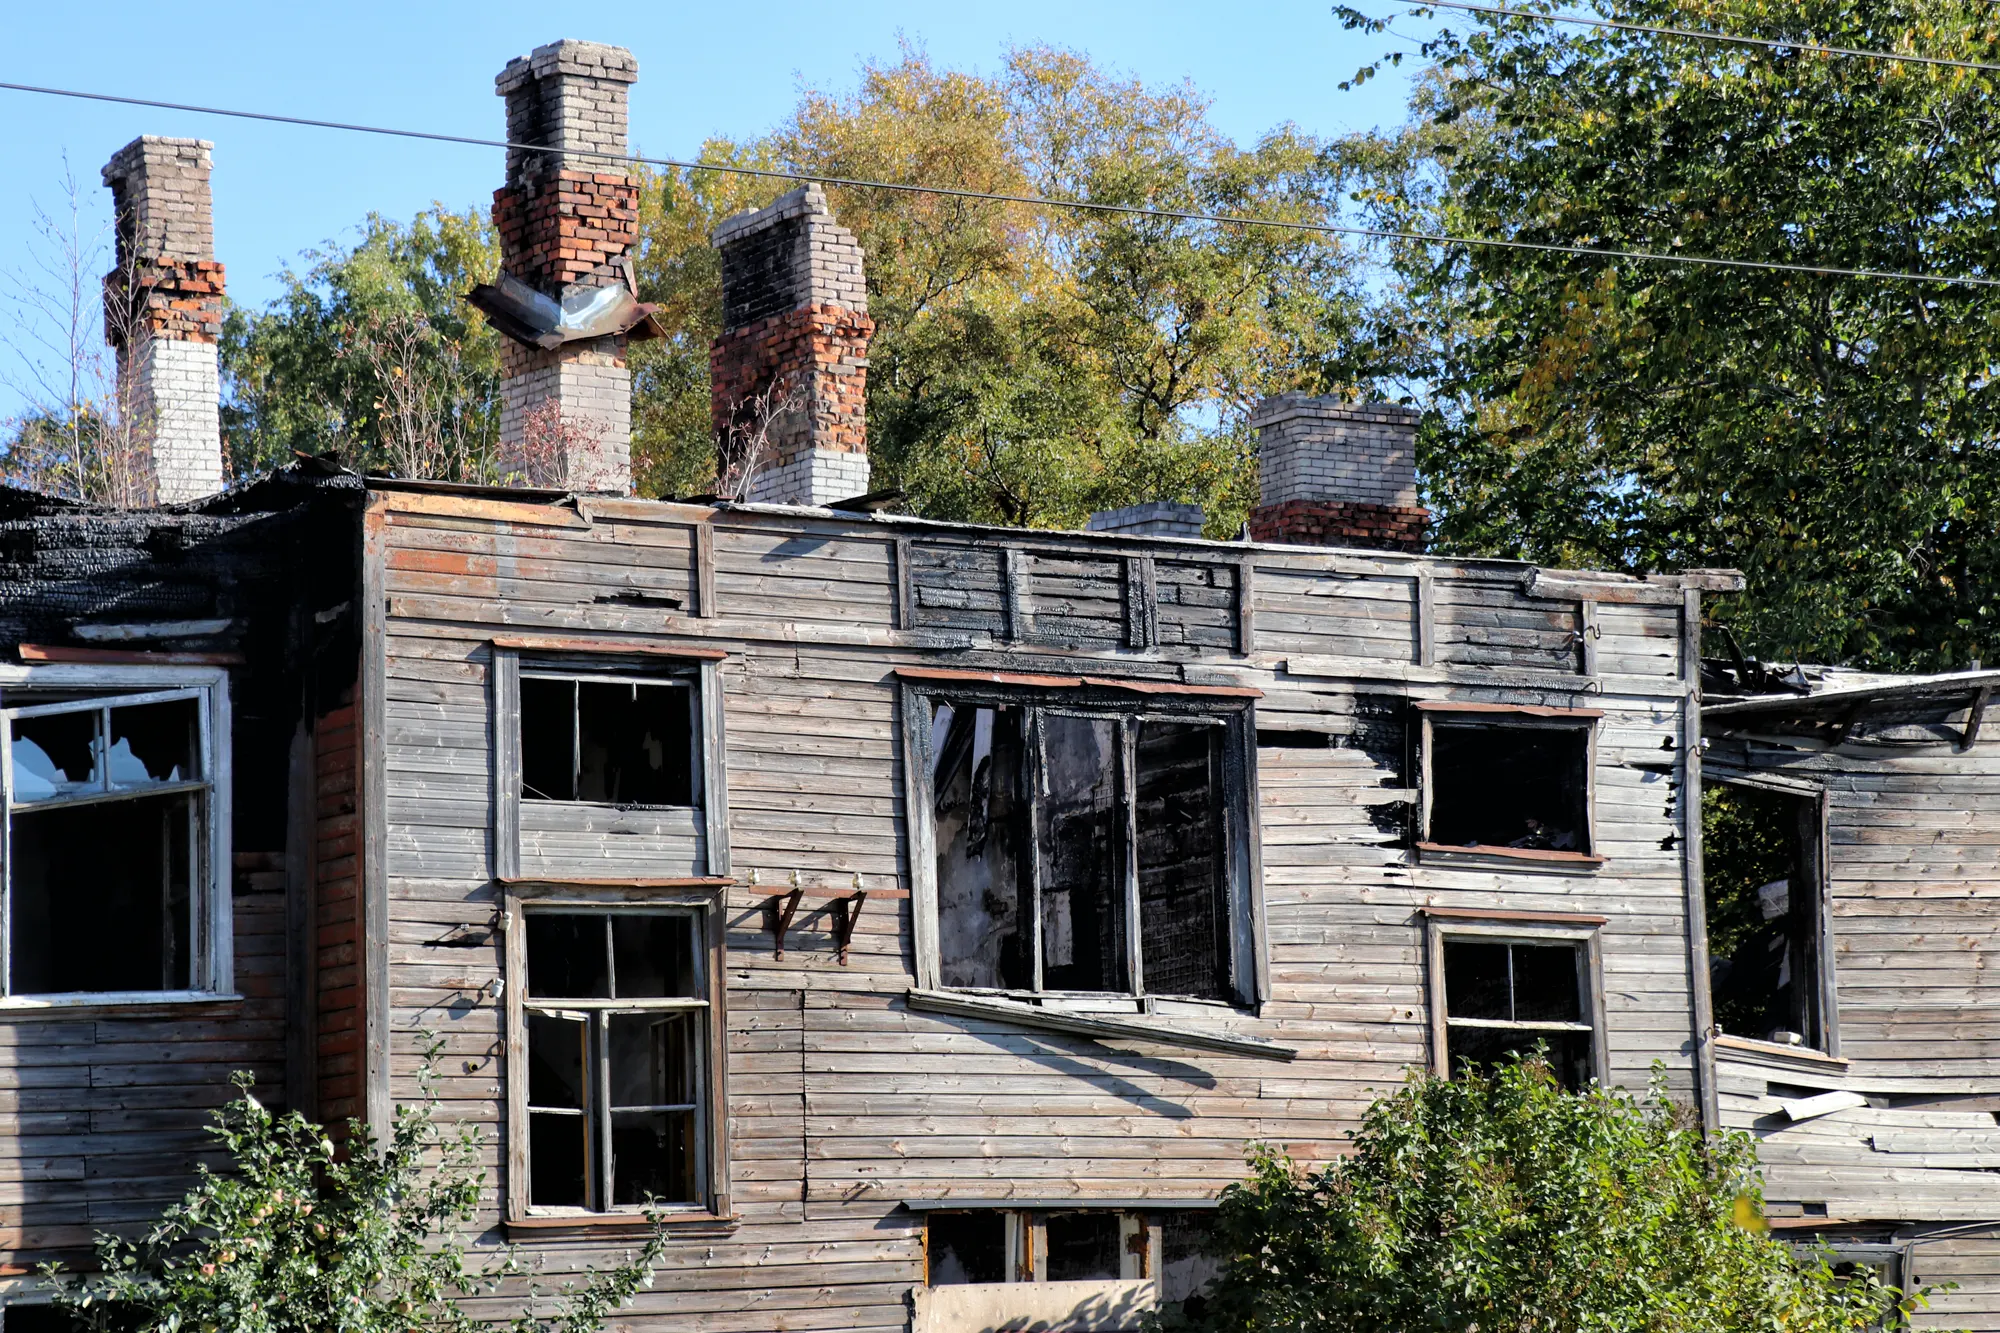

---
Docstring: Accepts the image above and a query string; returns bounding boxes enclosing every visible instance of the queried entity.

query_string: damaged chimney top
[102,136,226,504]
[1247,394,1426,552]
[483,39,646,494]
[1086,502,1206,540]
[710,183,874,507]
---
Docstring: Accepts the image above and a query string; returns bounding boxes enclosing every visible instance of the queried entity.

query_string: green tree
[1174,1057,1922,1333]
[47,1060,665,1333]
[222,205,500,480]
[630,44,1382,532]
[1345,0,2000,669]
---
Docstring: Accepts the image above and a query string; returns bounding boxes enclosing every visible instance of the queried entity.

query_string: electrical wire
[1411,0,2000,73]
[0,75,1995,290]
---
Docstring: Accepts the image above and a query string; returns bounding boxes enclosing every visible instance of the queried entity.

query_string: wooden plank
[695,522,718,619]
[892,667,1261,700]
[17,644,245,666]
[490,635,730,660]
[904,990,1298,1062]
[1235,558,1256,656]
[362,502,392,1137]
[1004,547,1031,641]
[1413,700,1605,719]
[1416,568,1436,667]
[1126,556,1158,650]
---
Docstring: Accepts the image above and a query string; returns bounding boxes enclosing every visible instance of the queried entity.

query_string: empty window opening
[1160,1212,1223,1313]
[520,674,694,806]
[1427,721,1589,852]
[1703,782,1826,1049]
[927,694,1243,1002]
[1441,936,1596,1090]
[521,909,708,1212]
[928,1212,1009,1285]
[2,688,212,996]
[1044,1211,1123,1282]
[924,1210,1161,1286]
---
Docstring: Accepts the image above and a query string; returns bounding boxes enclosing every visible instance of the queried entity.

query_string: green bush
[1173,1056,1927,1333]
[47,1051,665,1333]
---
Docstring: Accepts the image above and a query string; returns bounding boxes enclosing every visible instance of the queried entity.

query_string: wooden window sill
[1415,842,1605,868]
[506,1211,737,1240]
[1713,1033,1846,1071]
[0,992,245,1019]
[907,988,1296,1062]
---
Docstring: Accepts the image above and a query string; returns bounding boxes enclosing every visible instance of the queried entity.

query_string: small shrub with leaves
[46,1041,666,1333]
[1170,1055,1932,1333]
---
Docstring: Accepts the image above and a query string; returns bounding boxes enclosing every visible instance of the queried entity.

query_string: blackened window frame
[900,672,1266,1008]
[1422,909,1609,1088]
[491,645,732,881]
[502,881,731,1230]
[0,664,232,1003]
[1415,701,1605,867]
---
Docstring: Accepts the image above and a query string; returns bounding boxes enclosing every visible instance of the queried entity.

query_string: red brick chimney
[476,40,655,493]
[709,184,874,506]
[1247,394,1427,552]
[102,136,226,504]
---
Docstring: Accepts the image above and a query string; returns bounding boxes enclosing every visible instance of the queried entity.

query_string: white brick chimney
[483,40,646,494]
[1247,394,1427,551]
[102,137,226,504]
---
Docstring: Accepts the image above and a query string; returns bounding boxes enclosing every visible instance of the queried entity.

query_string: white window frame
[0,663,232,1004]
[1423,912,1608,1087]
[502,882,731,1229]
[491,647,732,881]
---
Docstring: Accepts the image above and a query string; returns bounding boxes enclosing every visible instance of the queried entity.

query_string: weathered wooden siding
[367,490,1702,1330]
[315,698,364,1126]
[1709,728,2000,1229]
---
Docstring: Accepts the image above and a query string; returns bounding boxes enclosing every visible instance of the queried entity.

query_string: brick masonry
[1248,393,1428,552]
[101,136,227,504]
[710,184,874,507]
[1086,502,1206,540]
[492,40,640,493]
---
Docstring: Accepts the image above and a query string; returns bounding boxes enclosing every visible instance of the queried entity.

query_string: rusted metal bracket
[762,871,806,960]
[829,889,869,966]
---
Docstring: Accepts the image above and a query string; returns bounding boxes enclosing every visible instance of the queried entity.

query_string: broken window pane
[1443,940,1510,1019]
[612,913,698,998]
[1446,1025,1594,1092]
[933,703,1031,989]
[11,710,98,802]
[520,675,695,807]
[929,1212,1008,1285]
[107,699,198,788]
[610,1109,699,1205]
[1039,715,1125,993]
[526,1012,588,1209]
[10,790,192,993]
[576,681,692,806]
[1428,723,1588,851]
[1137,721,1228,1000]
[1704,782,1821,1046]
[520,677,576,801]
[608,1012,698,1109]
[1043,1212,1121,1281]
[526,914,610,999]
[1159,1212,1223,1306]
[1442,937,1594,1091]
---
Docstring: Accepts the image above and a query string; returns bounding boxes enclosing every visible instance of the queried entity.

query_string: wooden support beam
[1961,686,1990,751]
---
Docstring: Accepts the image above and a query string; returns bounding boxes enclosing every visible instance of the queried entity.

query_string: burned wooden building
[2,35,1999,1333]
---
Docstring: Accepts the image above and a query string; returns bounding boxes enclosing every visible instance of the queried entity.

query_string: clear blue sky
[0,0,1435,419]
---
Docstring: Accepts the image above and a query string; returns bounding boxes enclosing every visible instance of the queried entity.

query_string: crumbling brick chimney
[1247,394,1426,552]
[710,184,874,507]
[488,40,643,493]
[102,137,226,504]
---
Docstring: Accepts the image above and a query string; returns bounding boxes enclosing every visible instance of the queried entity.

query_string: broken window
[516,906,713,1214]
[0,683,219,996]
[1431,925,1601,1091]
[1424,716,1591,854]
[520,673,695,806]
[923,692,1249,1003]
[1703,781,1827,1049]
[924,1210,1157,1285]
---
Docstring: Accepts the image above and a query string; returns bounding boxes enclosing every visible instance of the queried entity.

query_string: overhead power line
[1413,0,2000,73]
[0,76,1995,290]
